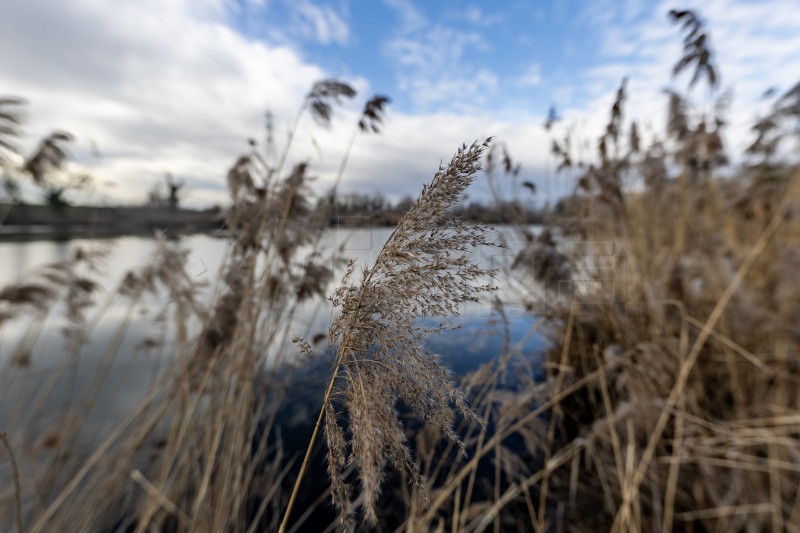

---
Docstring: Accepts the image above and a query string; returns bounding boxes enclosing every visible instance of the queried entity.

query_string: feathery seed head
[323,139,498,524]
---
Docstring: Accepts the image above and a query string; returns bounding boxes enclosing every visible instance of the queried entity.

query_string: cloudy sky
[1,0,799,207]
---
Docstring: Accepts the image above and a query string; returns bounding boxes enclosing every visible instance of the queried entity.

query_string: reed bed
[1,8,799,533]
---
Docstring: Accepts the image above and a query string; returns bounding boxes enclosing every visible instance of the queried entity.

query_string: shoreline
[0,203,226,240]
[0,202,548,240]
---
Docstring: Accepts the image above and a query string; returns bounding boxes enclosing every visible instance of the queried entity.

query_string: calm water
[0,227,546,443]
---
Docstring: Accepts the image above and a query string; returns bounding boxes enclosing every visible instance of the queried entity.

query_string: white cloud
[290,1,349,45]
[0,0,531,209]
[320,109,560,205]
[382,1,497,110]
[518,64,542,88]
[387,28,488,71]
[0,0,338,206]
[397,69,498,111]
[554,0,800,166]
[447,6,505,27]
[3,0,799,211]
[0,0,524,208]
[382,0,426,33]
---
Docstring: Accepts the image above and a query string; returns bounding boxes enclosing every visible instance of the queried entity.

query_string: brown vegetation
[1,8,799,533]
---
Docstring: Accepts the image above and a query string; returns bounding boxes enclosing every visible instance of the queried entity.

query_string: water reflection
[0,227,545,442]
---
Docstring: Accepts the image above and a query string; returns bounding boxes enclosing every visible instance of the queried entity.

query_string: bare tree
[165,173,185,209]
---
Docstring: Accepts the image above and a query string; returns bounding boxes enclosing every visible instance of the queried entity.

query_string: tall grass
[413,9,800,532]
[281,139,498,531]
[1,7,800,533]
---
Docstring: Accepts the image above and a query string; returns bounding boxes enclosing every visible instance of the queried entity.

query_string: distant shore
[0,203,226,240]
[0,201,548,240]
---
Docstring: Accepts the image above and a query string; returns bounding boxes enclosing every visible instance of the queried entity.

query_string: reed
[2,7,800,533]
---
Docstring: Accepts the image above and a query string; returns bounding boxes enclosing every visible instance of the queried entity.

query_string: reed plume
[281,139,500,531]
[0,96,26,164]
[22,130,74,186]
[669,9,718,89]
[307,80,358,126]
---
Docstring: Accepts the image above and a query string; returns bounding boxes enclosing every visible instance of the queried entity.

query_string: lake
[0,225,554,532]
[0,227,547,447]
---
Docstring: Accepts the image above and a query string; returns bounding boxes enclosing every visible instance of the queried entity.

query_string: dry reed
[2,8,800,532]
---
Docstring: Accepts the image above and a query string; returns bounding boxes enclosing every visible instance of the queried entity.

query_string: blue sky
[231,0,632,115]
[1,0,799,207]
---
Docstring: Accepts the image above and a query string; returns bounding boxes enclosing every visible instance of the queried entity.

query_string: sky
[1,0,799,208]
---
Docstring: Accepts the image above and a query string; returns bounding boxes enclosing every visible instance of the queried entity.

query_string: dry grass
[402,10,800,532]
[284,139,499,531]
[1,8,800,533]
[0,78,396,532]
